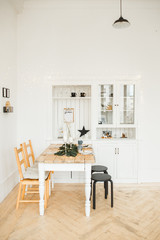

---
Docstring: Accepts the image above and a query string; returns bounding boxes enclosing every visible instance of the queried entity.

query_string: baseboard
[114,179,138,183]
[0,169,19,203]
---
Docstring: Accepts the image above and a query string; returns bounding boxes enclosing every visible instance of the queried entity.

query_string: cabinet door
[98,84,116,126]
[117,83,135,126]
[96,143,116,178]
[116,143,137,180]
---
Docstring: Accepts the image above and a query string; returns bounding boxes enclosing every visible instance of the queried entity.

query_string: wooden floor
[0,183,160,240]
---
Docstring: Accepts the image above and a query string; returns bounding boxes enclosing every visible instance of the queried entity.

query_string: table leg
[39,163,45,216]
[85,164,91,217]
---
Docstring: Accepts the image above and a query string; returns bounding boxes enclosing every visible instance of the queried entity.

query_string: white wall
[0,0,18,202]
[17,0,160,182]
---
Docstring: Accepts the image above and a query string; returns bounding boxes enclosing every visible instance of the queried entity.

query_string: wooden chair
[14,145,49,210]
[23,140,35,167]
[23,140,54,193]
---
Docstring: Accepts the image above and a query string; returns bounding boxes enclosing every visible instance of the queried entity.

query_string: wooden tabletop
[37,144,95,164]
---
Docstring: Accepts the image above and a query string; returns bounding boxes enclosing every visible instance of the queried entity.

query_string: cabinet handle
[118,148,119,154]
[115,148,116,154]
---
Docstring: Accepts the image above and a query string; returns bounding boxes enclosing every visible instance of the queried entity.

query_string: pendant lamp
[113,0,130,29]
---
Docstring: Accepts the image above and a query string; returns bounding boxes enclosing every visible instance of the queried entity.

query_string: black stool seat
[91,173,111,182]
[91,165,108,173]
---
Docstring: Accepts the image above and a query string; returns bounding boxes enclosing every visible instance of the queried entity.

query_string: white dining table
[37,144,95,216]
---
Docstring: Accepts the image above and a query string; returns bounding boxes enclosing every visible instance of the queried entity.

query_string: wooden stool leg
[90,180,92,201]
[16,182,22,209]
[104,171,108,189]
[106,181,108,196]
[105,181,108,199]
[93,181,96,209]
[110,180,113,208]
[21,184,26,200]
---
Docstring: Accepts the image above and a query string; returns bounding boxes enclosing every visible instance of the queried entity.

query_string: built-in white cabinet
[97,82,137,140]
[116,142,137,180]
[51,79,138,183]
[94,141,137,183]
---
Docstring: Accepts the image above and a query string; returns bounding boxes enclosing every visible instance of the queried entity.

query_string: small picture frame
[6,88,10,98]
[102,130,112,138]
[64,108,74,123]
[2,88,7,98]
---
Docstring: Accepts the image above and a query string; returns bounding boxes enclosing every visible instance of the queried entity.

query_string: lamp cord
[120,0,122,17]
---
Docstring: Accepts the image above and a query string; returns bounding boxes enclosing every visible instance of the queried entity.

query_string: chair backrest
[14,144,27,180]
[23,140,35,167]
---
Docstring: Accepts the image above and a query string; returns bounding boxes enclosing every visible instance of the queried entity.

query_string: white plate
[82,150,93,155]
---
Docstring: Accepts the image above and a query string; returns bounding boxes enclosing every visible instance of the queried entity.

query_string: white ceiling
[9,0,160,13]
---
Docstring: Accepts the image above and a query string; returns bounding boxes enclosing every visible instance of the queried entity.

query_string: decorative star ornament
[78,126,90,137]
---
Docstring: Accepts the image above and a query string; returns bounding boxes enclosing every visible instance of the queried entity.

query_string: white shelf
[100,110,113,112]
[97,124,115,128]
[96,138,136,141]
[120,110,134,112]
[100,97,113,99]
[52,97,91,100]
[96,125,136,128]
[120,97,134,98]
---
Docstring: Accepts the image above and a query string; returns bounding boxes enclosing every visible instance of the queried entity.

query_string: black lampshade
[113,0,130,29]
[113,16,130,29]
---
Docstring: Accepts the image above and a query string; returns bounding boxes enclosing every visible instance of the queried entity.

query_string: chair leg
[49,179,51,196]
[25,185,28,196]
[16,182,22,210]
[110,180,113,208]
[21,184,26,200]
[93,181,96,210]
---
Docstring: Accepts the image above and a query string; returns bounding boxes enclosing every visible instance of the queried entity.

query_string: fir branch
[54,144,78,157]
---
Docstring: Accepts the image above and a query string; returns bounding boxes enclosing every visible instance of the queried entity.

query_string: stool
[91,173,113,209]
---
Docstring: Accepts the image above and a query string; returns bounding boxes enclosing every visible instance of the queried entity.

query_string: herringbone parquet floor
[0,183,160,240]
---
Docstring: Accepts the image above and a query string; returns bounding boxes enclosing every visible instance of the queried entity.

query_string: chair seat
[23,168,49,180]
[91,173,111,182]
[92,165,108,172]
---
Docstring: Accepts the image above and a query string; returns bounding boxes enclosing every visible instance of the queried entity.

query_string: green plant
[54,144,78,157]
